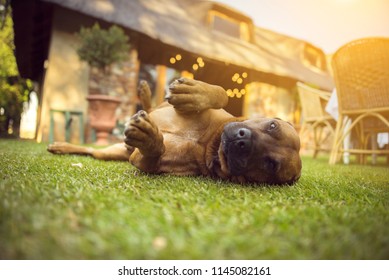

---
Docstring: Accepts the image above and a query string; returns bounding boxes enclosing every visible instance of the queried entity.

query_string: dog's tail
[138,80,153,113]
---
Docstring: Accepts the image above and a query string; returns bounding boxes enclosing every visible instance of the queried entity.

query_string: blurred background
[1,0,388,161]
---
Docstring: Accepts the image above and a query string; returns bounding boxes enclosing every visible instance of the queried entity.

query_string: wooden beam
[155,65,167,105]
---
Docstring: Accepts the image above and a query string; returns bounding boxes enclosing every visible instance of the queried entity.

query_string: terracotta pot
[86,95,121,146]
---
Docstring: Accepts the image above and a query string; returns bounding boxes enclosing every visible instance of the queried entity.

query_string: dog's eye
[269,122,277,130]
[264,157,280,172]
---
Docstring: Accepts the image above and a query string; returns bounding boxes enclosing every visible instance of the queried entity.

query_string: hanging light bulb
[232,73,239,82]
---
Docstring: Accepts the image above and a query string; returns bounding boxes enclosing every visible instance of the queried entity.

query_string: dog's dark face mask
[220,118,302,185]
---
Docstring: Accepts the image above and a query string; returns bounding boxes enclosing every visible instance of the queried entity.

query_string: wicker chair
[297,82,336,158]
[329,37,389,164]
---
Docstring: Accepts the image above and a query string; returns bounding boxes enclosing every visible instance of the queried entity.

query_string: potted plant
[76,23,130,145]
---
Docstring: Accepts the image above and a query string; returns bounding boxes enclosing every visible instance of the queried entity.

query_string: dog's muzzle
[221,123,253,175]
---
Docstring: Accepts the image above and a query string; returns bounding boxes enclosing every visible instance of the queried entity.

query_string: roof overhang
[11,0,334,90]
[11,0,53,81]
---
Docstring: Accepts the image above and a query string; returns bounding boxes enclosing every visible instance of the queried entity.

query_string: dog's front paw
[167,78,209,112]
[168,78,227,112]
[124,110,164,157]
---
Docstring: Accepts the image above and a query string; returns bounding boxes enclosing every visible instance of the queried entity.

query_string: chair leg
[330,115,344,164]
[371,134,377,164]
[313,126,324,159]
[385,140,389,164]
[65,111,71,143]
[299,122,308,153]
[342,119,352,164]
[79,113,85,144]
[299,122,307,138]
[356,124,366,164]
[313,127,319,159]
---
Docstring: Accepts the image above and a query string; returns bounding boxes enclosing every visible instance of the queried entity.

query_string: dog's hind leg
[138,80,153,113]
[47,142,132,161]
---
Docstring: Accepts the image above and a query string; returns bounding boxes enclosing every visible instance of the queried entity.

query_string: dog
[48,78,302,185]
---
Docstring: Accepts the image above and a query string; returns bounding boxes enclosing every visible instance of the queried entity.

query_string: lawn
[0,139,388,259]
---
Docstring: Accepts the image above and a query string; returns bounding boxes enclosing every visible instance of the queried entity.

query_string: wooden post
[155,65,167,105]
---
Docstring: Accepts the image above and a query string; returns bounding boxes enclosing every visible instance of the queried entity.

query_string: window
[213,14,240,38]
[208,10,252,42]
[302,43,328,72]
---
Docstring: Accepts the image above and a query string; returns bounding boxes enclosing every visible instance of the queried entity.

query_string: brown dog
[48,78,302,185]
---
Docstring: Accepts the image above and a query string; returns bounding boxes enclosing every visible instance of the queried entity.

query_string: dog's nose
[235,128,251,150]
[224,124,251,139]
[223,124,252,153]
[234,130,251,151]
[236,128,251,139]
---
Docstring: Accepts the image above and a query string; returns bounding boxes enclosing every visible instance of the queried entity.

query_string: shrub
[76,23,130,71]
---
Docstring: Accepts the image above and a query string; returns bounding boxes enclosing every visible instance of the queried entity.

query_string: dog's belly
[158,133,207,176]
[148,106,232,176]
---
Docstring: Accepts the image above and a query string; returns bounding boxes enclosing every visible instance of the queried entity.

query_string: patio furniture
[325,90,353,164]
[329,37,389,164]
[297,82,336,158]
[49,109,85,144]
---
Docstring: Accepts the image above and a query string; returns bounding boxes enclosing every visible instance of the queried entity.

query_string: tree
[0,1,33,137]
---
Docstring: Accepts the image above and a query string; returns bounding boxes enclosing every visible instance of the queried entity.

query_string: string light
[226,88,247,98]
[192,64,199,71]
[170,54,183,64]
[231,72,248,84]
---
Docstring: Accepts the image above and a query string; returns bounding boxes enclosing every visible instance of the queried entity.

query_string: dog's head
[218,118,302,185]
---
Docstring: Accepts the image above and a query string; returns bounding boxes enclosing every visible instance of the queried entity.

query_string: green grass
[0,139,388,259]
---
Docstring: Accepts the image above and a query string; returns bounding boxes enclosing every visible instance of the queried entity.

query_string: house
[11,0,333,143]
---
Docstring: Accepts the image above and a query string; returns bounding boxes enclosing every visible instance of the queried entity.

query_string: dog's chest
[158,133,207,175]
